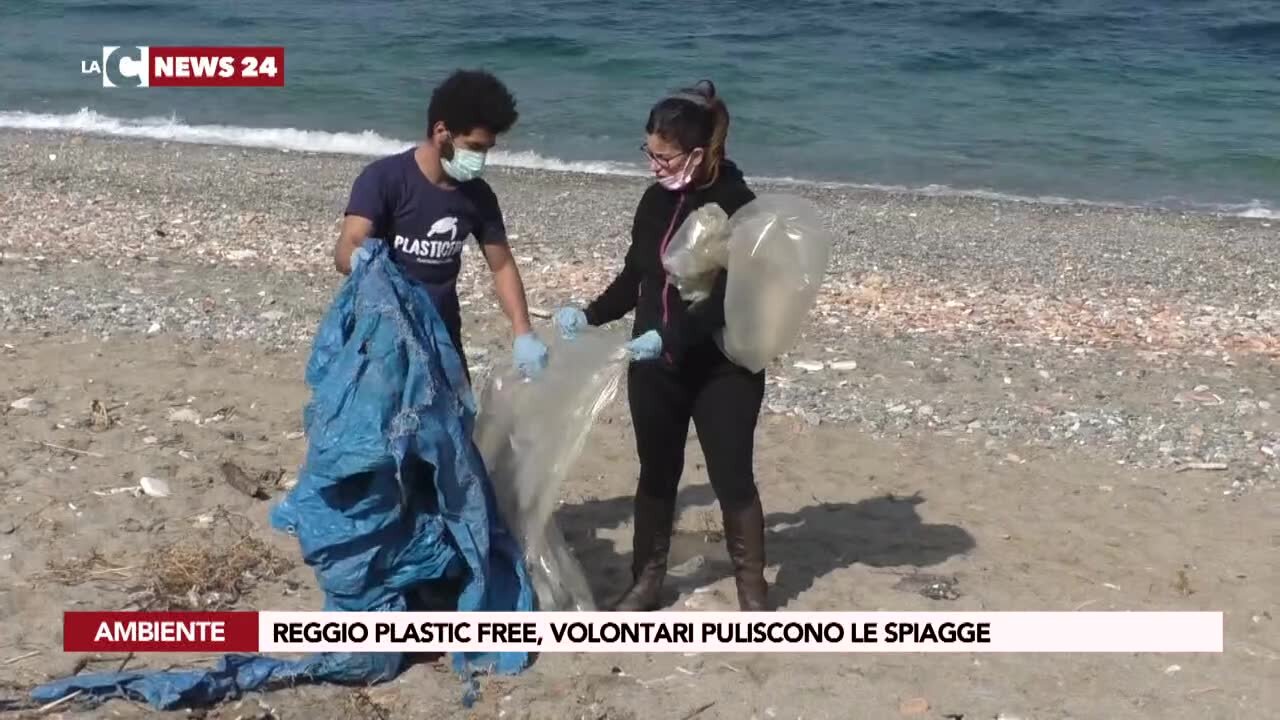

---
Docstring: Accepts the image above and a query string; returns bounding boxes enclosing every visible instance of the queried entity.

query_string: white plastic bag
[661,203,730,303]
[473,329,630,611]
[716,195,833,373]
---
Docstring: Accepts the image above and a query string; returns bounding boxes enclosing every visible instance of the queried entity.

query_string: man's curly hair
[428,69,518,136]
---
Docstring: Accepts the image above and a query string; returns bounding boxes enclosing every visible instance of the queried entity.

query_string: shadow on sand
[557,484,976,609]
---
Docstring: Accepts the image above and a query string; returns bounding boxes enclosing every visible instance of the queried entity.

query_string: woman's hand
[554,307,588,340]
[625,330,663,361]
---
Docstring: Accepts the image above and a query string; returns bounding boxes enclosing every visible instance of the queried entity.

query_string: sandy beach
[1,130,1277,719]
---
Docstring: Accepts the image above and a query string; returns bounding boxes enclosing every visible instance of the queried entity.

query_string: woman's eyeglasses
[640,144,686,168]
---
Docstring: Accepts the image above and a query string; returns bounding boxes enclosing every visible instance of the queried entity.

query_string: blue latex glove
[513,332,549,379]
[350,245,371,273]
[554,307,588,340]
[625,330,663,362]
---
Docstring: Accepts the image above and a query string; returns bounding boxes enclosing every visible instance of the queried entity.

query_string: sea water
[1,0,1276,215]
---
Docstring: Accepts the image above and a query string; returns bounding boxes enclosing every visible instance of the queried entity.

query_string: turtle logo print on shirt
[394,216,466,265]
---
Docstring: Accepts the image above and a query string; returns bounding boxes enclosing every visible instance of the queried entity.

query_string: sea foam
[0,108,644,177]
[1,108,1274,219]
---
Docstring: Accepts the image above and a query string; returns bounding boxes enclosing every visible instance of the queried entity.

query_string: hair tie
[668,91,711,107]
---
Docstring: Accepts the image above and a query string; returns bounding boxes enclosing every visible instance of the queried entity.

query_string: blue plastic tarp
[31,239,534,710]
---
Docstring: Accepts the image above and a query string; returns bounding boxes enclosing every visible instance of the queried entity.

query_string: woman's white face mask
[653,148,704,190]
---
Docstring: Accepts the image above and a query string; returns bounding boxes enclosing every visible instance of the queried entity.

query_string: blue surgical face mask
[442,139,487,182]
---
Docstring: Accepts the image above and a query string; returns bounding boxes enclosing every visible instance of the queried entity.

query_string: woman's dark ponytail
[691,80,730,187]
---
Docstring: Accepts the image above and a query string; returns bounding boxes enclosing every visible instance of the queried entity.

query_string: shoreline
[2,126,1277,221]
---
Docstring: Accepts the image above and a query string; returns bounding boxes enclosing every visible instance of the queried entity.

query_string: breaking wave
[0,108,643,176]
[0,108,1273,219]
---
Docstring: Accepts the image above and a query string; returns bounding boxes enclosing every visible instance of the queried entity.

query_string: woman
[554,80,769,611]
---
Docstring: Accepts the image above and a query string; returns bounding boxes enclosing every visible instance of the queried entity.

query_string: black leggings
[628,343,766,513]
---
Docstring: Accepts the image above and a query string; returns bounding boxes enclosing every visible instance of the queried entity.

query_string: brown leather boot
[722,495,770,611]
[612,493,676,611]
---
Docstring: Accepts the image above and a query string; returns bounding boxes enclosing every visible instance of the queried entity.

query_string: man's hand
[350,246,371,274]
[335,215,374,274]
[513,332,549,379]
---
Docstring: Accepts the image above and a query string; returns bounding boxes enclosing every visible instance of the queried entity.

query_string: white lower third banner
[256,611,1224,653]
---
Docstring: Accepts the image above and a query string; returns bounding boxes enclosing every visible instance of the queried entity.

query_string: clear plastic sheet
[717,195,834,373]
[661,202,730,303]
[473,329,631,611]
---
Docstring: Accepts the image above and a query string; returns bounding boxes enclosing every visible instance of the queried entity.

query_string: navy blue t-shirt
[343,148,507,341]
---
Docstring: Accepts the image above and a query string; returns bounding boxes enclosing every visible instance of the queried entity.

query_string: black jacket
[584,160,755,367]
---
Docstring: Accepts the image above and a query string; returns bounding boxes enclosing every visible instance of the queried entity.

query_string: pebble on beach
[1,130,1277,494]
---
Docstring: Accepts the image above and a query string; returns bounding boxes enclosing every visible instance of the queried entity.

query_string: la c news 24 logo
[81,46,284,88]
[83,46,150,88]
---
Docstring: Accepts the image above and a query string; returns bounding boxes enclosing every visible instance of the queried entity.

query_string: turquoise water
[1,0,1277,214]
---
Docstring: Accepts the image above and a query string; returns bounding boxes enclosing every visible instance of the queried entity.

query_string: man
[335,69,547,381]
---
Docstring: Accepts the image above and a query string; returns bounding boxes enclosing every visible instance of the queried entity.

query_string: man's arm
[334,215,374,274]
[471,182,534,337]
[335,161,388,274]
[481,241,534,337]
